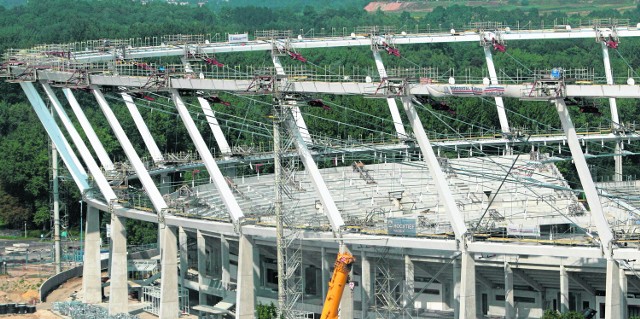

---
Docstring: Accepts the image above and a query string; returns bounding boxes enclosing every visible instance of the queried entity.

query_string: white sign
[106,223,111,238]
[228,33,249,43]
[507,224,540,237]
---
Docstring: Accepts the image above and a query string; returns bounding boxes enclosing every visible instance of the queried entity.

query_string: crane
[320,249,356,319]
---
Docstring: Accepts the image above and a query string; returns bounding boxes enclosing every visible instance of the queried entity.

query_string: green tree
[257,302,277,319]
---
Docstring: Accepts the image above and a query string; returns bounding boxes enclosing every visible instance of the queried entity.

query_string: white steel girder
[63,29,640,63]
[27,68,640,98]
[283,107,345,232]
[42,83,117,201]
[601,43,621,128]
[372,51,408,140]
[93,88,180,319]
[62,88,115,171]
[92,88,168,212]
[483,46,510,134]
[20,82,90,191]
[272,55,312,145]
[400,96,468,240]
[170,90,244,222]
[601,43,624,182]
[196,97,232,156]
[554,98,614,251]
[121,93,165,163]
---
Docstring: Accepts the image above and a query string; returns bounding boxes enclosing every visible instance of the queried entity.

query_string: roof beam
[512,268,544,292]
[568,272,596,296]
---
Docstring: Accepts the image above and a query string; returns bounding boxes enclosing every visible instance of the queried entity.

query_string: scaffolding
[142,286,189,316]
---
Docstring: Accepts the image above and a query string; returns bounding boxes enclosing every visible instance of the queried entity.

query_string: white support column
[179,226,188,288]
[92,88,178,318]
[42,84,127,308]
[361,250,371,319]
[121,93,165,163]
[400,96,467,239]
[373,51,408,139]
[554,99,614,251]
[171,90,244,222]
[109,214,128,316]
[321,247,330,301]
[605,259,622,319]
[159,226,179,319]
[197,97,232,156]
[92,88,168,213]
[283,109,344,232]
[601,43,623,182]
[483,46,510,134]
[272,56,313,144]
[83,206,102,304]
[221,235,231,287]
[62,88,115,171]
[42,83,117,200]
[505,261,514,319]
[459,252,476,319]
[20,83,89,191]
[601,43,621,129]
[236,235,256,319]
[405,254,415,309]
[560,264,569,313]
[196,230,206,307]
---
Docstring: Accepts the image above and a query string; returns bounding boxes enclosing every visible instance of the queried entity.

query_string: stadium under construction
[3,20,640,319]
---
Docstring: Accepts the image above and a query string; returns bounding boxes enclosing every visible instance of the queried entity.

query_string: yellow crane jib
[320,251,356,319]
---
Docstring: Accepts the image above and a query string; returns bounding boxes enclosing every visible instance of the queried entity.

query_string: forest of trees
[0,0,640,243]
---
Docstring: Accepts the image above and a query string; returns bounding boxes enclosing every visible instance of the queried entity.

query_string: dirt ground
[0,264,79,318]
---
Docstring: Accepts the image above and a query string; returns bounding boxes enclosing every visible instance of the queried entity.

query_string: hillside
[364,0,639,15]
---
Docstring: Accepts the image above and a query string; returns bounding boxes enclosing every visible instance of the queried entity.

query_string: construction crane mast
[320,250,355,319]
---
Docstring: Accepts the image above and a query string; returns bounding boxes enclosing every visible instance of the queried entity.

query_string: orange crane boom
[320,251,356,319]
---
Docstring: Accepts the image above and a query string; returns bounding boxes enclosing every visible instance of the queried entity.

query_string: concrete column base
[159,225,179,319]
[236,235,255,319]
[82,206,102,304]
[108,214,128,315]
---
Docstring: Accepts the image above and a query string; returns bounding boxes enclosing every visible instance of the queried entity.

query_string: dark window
[495,295,535,303]
[414,288,440,295]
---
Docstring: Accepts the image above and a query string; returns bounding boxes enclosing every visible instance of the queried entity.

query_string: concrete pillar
[159,225,179,319]
[197,230,206,307]
[179,227,188,288]
[221,235,230,288]
[321,247,330,300]
[236,235,255,319]
[405,254,415,309]
[504,261,514,319]
[108,214,128,315]
[459,251,476,319]
[621,267,628,319]
[453,258,461,318]
[605,259,622,319]
[560,264,569,313]
[82,206,102,304]
[339,265,354,319]
[361,250,371,319]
